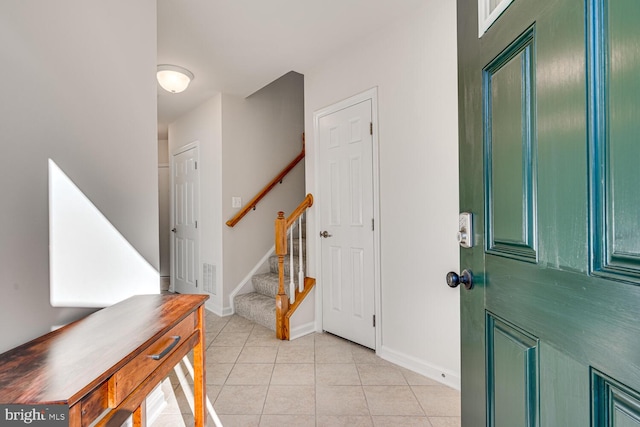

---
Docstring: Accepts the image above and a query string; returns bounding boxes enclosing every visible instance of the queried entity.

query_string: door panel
[591,0,640,282]
[457,0,640,425]
[319,99,375,349]
[487,314,538,427]
[484,27,537,262]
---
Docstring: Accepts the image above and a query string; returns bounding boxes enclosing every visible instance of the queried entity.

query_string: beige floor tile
[411,386,461,417]
[315,332,353,347]
[155,320,462,426]
[429,416,462,427]
[357,364,407,385]
[363,386,425,416]
[281,333,315,346]
[315,344,355,364]
[237,346,278,364]
[205,363,234,385]
[317,415,374,426]
[223,315,257,333]
[262,385,315,415]
[226,364,274,385]
[214,385,268,414]
[372,416,433,426]
[207,346,243,364]
[270,363,315,385]
[399,367,441,386]
[315,363,361,385]
[259,414,315,426]
[245,325,282,347]
[351,346,387,365]
[211,331,250,347]
[316,385,369,416]
[276,344,315,363]
[217,414,260,427]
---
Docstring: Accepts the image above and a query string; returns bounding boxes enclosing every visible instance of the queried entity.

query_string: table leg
[133,400,146,427]
[193,305,206,427]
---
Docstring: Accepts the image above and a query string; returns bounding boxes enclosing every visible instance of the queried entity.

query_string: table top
[0,294,208,405]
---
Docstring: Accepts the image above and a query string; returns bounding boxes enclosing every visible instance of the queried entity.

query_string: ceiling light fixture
[157,64,194,94]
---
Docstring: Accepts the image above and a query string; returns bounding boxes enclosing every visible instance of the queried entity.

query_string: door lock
[457,212,473,248]
[320,231,332,238]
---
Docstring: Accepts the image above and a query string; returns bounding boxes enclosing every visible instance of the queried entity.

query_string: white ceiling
[157,0,426,138]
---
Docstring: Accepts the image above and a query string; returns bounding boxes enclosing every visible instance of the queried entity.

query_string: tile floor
[153,311,461,427]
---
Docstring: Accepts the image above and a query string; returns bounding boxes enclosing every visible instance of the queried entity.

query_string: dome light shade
[157,64,194,93]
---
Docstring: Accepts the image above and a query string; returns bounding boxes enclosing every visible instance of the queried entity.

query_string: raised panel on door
[486,314,538,427]
[590,0,640,283]
[484,27,537,262]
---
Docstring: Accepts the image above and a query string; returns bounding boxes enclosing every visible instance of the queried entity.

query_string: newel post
[275,211,289,339]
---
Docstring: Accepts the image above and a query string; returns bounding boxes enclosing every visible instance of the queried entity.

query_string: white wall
[303,2,461,388]
[221,72,305,310]
[0,1,158,353]
[169,94,224,312]
[169,73,304,315]
[168,72,305,315]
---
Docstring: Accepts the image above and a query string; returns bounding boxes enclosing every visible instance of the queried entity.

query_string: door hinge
[372,218,375,231]
[195,220,198,229]
[195,161,198,170]
[195,279,198,288]
[373,314,376,327]
[370,122,373,135]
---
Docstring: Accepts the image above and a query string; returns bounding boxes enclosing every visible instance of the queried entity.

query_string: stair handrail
[226,135,305,227]
[275,193,314,340]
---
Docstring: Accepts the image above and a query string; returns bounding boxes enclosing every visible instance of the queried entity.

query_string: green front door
[457,0,640,425]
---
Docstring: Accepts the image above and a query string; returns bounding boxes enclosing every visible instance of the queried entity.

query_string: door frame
[169,141,201,294]
[313,87,382,349]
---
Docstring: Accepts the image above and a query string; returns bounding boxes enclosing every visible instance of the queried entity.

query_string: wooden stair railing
[226,134,305,227]
[275,193,315,340]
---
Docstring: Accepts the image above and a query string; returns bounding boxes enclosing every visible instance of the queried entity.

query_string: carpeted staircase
[234,228,305,331]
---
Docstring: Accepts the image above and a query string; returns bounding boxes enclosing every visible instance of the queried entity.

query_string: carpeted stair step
[269,254,303,276]
[252,272,294,299]
[234,292,275,331]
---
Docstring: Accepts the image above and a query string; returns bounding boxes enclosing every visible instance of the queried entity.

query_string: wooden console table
[0,294,208,426]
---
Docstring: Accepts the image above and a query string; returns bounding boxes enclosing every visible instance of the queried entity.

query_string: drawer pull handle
[149,336,181,360]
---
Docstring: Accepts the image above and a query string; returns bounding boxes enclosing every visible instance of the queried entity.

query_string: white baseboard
[205,297,233,317]
[289,321,316,340]
[377,345,461,391]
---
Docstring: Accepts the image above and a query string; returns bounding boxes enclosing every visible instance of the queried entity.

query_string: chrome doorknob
[320,231,332,238]
[446,269,473,290]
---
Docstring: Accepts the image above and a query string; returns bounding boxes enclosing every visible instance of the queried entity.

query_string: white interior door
[171,145,200,294]
[319,98,376,349]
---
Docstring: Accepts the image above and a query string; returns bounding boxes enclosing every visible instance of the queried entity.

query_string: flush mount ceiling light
[157,64,194,93]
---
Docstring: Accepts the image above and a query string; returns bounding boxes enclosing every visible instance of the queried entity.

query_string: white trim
[312,87,381,349]
[169,141,201,294]
[478,0,515,37]
[205,299,233,317]
[289,321,316,341]
[228,245,276,314]
[378,345,461,391]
